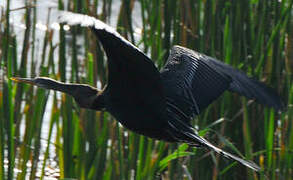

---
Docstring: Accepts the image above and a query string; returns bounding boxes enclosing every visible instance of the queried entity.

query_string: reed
[0,0,292,179]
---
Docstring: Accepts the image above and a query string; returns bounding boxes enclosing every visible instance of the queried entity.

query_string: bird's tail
[184,131,261,171]
[167,118,261,171]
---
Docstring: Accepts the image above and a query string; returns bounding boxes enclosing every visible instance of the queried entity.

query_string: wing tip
[57,11,116,33]
[57,11,95,27]
[257,84,286,112]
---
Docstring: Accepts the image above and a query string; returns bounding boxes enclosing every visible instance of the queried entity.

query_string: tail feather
[185,131,261,171]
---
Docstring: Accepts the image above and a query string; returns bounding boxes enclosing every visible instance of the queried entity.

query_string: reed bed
[0,0,292,179]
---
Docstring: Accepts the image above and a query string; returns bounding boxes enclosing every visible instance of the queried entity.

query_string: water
[1,0,143,178]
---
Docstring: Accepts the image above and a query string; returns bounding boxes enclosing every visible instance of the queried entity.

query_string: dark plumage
[11,12,285,172]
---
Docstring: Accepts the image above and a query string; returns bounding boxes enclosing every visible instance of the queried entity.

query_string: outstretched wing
[59,12,167,127]
[58,11,161,87]
[160,46,284,121]
[206,56,284,111]
[160,46,232,121]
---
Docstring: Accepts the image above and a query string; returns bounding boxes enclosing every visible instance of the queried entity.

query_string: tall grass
[0,0,292,179]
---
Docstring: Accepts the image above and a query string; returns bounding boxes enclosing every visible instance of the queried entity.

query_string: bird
[11,11,285,172]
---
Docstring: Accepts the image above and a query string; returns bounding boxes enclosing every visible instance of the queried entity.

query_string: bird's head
[11,77,105,110]
[11,77,59,89]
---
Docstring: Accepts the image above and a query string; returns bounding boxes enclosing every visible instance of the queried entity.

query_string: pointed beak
[10,77,36,85]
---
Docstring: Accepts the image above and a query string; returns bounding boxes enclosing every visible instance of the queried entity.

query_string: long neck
[90,92,107,110]
[42,79,77,95]
[42,79,106,110]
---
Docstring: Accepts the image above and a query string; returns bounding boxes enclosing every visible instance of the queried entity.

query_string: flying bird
[11,12,285,172]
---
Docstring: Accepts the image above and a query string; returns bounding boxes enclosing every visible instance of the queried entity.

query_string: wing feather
[204,55,285,111]
[59,12,167,127]
[160,46,232,119]
[161,45,284,122]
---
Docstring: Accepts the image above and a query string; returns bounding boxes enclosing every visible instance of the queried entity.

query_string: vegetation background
[0,0,292,179]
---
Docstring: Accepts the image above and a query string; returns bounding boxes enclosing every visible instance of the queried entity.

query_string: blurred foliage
[0,0,292,179]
